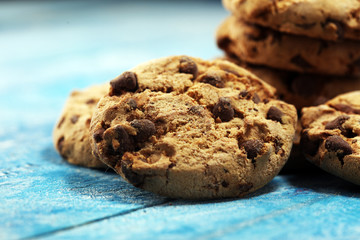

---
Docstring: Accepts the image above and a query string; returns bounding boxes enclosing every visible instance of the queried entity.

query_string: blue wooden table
[1,1,360,239]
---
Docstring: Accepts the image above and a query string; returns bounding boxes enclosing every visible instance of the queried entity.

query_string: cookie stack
[216,0,360,182]
[54,56,298,199]
[217,0,360,110]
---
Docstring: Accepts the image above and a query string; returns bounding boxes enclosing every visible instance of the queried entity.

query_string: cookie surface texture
[223,0,360,41]
[53,84,108,169]
[91,56,297,199]
[217,17,360,76]
[301,91,360,185]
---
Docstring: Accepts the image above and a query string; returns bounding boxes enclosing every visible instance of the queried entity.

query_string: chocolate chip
[295,22,316,29]
[330,104,360,115]
[127,98,137,110]
[121,159,144,187]
[57,136,65,152]
[290,55,313,69]
[301,130,321,157]
[179,56,198,80]
[110,71,138,96]
[221,181,229,188]
[252,93,260,104]
[70,115,79,124]
[130,119,156,142]
[238,183,253,193]
[325,115,350,131]
[93,128,105,143]
[113,125,134,153]
[239,90,249,98]
[242,140,264,161]
[325,135,353,164]
[212,97,234,122]
[217,36,231,50]
[200,72,225,88]
[274,138,283,154]
[86,99,96,104]
[266,106,283,123]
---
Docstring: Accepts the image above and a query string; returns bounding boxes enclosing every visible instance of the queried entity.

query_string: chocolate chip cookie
[53,84,108,169]
[223,0,360,41]
[90,56,297,199]
[223,55,360,110]
[217,16,360,75]
[301,91,360,185]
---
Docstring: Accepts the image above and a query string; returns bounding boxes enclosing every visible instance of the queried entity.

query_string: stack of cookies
[216,0,360,182]
[217,0,360,110]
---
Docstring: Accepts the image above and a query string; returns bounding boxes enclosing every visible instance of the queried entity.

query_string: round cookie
[301,91,360,185]
[53,84,108,169]
[223,0,360,41]
[223,55,360,110]
[217,16,360,76]
[90,56,297,199]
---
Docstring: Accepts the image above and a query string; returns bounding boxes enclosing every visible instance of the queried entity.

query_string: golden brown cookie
[53,84,108,169]
[90,56,297,199]
[217,16,360,76]
[223,0,360,41]
[301,91,360,185]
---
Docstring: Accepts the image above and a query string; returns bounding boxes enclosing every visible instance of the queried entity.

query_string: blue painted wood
[1,1,360,240]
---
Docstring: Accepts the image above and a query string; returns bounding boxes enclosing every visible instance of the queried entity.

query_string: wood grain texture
[0,1,360,239]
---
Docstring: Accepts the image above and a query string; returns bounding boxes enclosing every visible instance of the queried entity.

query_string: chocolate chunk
[252,93,260,104]
[127,98,137,110]
[266,106,283,123]
[212,97,234,122]
[86,99,96,104]
[290,55,313,69]
[330,103,360,115]
[325,135,353,164]
[113,125,134,153]
[93,128,105,143]
[325,115,350,131]
[217,36,231,50]
[121,159,144,187]
[70,115,79,124]
[57,136,65,153]
[239,90,249,98]
[179,56,198,80]
[274,138,283,154]
[110,71,138,96]
[242,140,264,160]
[130,119,156,142]
[200,72,225,88]
[300,130,321,157]
[238,183,253,193]
[221,181,229,188]
[295,22,316,29]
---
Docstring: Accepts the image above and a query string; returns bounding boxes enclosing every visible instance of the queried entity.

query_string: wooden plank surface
[1,1,360,239]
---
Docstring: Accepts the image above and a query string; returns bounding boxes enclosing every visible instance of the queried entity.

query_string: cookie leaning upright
[223,0,360,41]
[90,56,297,199]
[53,84,108,169]
[301,91,360,185]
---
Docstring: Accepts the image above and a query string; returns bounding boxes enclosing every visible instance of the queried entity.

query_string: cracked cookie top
[90,56,297,199]
[301,91,360,185]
